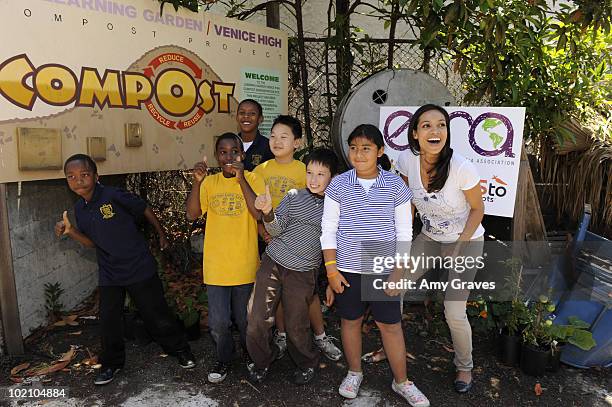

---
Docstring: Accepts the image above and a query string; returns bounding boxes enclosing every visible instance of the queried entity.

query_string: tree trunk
[294,0,313,145]
[387,2,399,69]
[335,0,352,101]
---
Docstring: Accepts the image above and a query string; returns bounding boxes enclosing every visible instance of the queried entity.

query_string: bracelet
[324,260,337,266]
[327,272,339,279]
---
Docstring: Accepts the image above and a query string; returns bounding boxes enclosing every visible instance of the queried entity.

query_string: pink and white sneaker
[338,371,363,399]
[392,380,430,407]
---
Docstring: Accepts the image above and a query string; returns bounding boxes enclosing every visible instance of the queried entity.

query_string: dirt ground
[1,297,610,407]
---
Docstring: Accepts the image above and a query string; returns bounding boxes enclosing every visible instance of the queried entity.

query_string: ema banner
[0,0,287,183]
[379,107,526,218]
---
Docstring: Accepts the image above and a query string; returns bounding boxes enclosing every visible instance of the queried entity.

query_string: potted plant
[520,296,596,376]
[492,300,529,366]
[492,258,529,365]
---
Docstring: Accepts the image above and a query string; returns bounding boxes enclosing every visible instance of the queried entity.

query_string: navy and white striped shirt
[264,188,325,272]
[321,168,413,274]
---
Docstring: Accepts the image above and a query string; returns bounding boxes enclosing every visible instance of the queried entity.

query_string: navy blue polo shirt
[240,131,274,171]
[74,184,156,286]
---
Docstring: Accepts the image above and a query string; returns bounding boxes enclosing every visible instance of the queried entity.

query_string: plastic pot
[520,344,550,376]
[547,346,563,372]
[498,331,522,366]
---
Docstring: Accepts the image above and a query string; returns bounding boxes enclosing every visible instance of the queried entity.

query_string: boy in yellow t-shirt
[186,132,265,384]
[254,115,343,363]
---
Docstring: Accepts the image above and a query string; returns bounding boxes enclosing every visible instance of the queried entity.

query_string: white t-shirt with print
[396,150,485,243]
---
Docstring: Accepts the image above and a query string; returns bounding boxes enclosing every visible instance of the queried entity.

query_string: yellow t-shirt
[200,171,265,285]
[253,159,306,208]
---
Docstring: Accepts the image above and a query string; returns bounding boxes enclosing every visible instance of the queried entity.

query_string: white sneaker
[339,371,363,399]
[392,380,430,407]
[314,335,343,361]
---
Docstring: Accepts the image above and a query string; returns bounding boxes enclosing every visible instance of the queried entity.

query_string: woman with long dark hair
[400,104,484,393]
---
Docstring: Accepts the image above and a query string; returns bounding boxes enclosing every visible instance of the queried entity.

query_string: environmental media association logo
[480,175,509,203]
[382,110,516,158]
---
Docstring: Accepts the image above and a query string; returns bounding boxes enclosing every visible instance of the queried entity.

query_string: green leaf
[384,20,391,30]
[568,329,596,351]
[567,316,590,329]
[594,59,606,78]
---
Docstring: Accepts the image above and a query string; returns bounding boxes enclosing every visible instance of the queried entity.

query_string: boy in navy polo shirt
[236,99,274,171]
[55,154,196,385]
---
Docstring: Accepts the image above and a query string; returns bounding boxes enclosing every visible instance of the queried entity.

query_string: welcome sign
[379,107,526,218]
[0,0,288,182]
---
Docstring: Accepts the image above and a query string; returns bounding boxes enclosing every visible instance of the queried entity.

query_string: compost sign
[379,107,526,218]
[0,0,288,183]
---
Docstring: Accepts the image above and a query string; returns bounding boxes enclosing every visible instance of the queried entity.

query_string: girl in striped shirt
[321,125,430,407]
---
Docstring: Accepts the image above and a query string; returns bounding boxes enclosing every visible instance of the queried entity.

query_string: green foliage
[403,0,611,144]
[44,282,65,322]
[466,298,497,334]
[158,0,202,14]
[177,296,200,327]
[490,299,530,336]
[522,295,596,351]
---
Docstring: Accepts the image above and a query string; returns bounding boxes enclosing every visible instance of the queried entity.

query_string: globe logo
[481,118,505,150]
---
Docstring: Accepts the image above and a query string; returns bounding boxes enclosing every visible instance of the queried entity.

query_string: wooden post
[512,143,549,266]
[512,144,547,242]
[266,2,280,29]
[0,183,24,355]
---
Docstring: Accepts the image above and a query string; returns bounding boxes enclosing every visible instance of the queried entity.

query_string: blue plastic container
[553,222,611,368]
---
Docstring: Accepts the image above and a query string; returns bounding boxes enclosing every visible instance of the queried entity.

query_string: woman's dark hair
[272,115,303,139]
[215,132,244,152]
[304,148,339,176]
[378,154,392,171]
[347,124,391,170]
[238,99,263,116]
[407,104,453,192]
[64,154,97,174]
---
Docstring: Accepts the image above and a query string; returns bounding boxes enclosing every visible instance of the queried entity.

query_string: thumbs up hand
[192,155,208,183]
[231,154,245,180]
[55,210,72,237]
[254,184,273,215]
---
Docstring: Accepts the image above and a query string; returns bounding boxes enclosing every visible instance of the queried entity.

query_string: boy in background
[236,99,274,170]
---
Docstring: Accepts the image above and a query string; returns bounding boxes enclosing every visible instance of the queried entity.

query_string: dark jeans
[246,254,319,370]
[98,274,190,369]
[207,283,253,364]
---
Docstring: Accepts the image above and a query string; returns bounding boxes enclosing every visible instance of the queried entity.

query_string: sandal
[361,347,387,363]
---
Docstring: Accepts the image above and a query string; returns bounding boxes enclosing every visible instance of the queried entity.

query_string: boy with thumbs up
[246,148,339,385]
[185,133,265,384]
[56,154,195,386]
[253,116,343,365]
